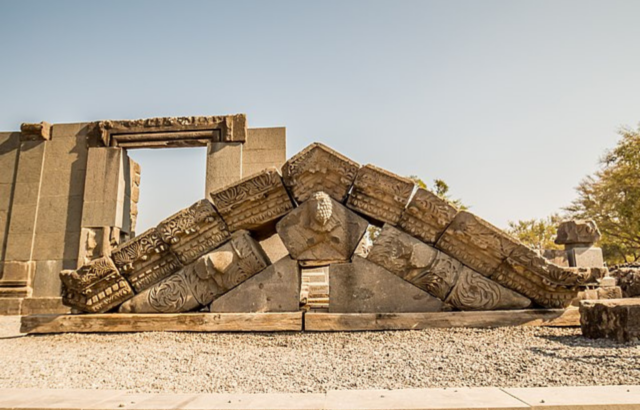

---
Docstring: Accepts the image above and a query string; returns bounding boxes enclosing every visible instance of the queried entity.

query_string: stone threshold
[20,309,580,334]
[1,385,639,410]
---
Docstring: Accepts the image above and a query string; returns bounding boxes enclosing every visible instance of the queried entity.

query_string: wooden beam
[21,312,303,334]
[304,308,580,331]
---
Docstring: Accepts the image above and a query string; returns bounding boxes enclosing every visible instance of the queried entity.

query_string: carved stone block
[492,259,578,309]
[398,188,458,244]
[119,231,269,313]
[329,256,444,313]
[210,167,294,234]
[60,256,133,313]
[156,199,230,265]
[445,267,532,311]
[509,245,593,287]
[346,164,415,226]
[555,219,601,245]
[282,143,360,204]
[210,256,301,313]
[276,192,368,266]
[568,246,604,268]
[580,298,640,342]
[20,122,52,141]
[436,211,521,277]
[111,228,183,293]
[367,224,461,301]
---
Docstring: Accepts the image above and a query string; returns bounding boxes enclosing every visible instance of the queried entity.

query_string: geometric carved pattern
[281,142,360,204]
[346,164,415,226]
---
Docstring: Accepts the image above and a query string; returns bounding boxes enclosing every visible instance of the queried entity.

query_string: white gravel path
[1,316,638,394]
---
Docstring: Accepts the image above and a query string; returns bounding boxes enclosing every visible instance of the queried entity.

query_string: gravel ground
[1,316,639,394]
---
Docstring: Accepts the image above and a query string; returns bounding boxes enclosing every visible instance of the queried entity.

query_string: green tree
[566,125,640,264]
[506,214,563,251]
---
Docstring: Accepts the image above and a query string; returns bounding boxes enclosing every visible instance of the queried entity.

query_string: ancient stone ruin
[0,114,612,331]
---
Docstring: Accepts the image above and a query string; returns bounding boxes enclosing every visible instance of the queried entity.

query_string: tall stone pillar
[205,142,243,195]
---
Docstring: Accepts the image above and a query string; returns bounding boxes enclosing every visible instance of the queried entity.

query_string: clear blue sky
[1,0,639,232]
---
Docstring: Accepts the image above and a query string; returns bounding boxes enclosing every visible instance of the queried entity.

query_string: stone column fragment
[282,142,360,204]
[435,211,521,277]
[346,164,415,226]
[110,228,182,293]
[398,187,458,244]
[119,231,269,313]
[60,256,133,313]
[156,199,230,265]
[209,167,294,235]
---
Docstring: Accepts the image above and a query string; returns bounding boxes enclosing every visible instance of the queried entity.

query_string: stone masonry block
[580,298,640,343]
[205,142,243,194]
[398,187,458,244]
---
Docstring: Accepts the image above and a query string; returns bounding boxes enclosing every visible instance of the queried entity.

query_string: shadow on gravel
[534,334,640,348]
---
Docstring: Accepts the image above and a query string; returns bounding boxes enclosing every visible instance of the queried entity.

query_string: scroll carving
[398,187,458,244]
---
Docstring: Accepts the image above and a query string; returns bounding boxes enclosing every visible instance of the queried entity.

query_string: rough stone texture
[110,228,183,293]
[446,267,532,311]
[119,231,269,313]
[541,249,569,267]
[97,114,247,147]
[20,122,52,141]
[367,224,462,301]
[210,167,294,236]
[156,200,230,265]
[0,298,22,315]
[258,233,289,264]
[567,246,604,268]
[243,127,287,179]
[21,297,70,315]
[31,259,76,297]
[60,256,133,313]
[346,164,415,226]
[282,142,360,204]
[210,256,300,313]
[610,265,640,297]
[128,158,141,236]
[580,298,640,342]
[555,219,601,245]
[492,259,578,308]
[508,245,592,286]
[276,192,367,266]
[329,256,443,313]
[436,211,521,277]
[597,286,623,299]
[398,188,458,245]
[206,142,243,195]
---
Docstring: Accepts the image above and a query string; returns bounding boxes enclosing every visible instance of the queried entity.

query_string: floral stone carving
[210,167,294,234]
[281,142,360,204]
[60,256,134,313]
[276,191,368,266]
[110,228,183,293]
[156,199,230,265]
[118,231,269,313]
[398,187,458,244]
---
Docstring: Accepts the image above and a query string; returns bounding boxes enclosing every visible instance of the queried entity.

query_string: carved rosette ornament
[346,164,415,226]
[60,256,134,313]
[281,143,360,204]
[210,167,294,234]
[118,231,270,313]
[110,228,182,293]
[156,200,230,265]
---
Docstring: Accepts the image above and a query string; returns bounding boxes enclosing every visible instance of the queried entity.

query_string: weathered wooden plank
[304,308,580,331]
[21,312,303,334]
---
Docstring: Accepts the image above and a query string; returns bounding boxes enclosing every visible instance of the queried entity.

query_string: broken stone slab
[492,259,578,309]
[567,246,604,268]
[210,167,294,237]
[20,122,52,141]
[580,298,640,342]
[119,231,269,313]
[435,211,521,277]
[281,142,360,204]
[555,219,601,245]
[346,164,415,226]
[446,267,532,311]
[60,256,134,313]
[509,245,596,287]
[367,224,462,301]
[209,256,301,313]
[156,199,230,265]
[276,191,368,266]
[398,187,458,244]
[110,228,183,293]
[329,255,444,313]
